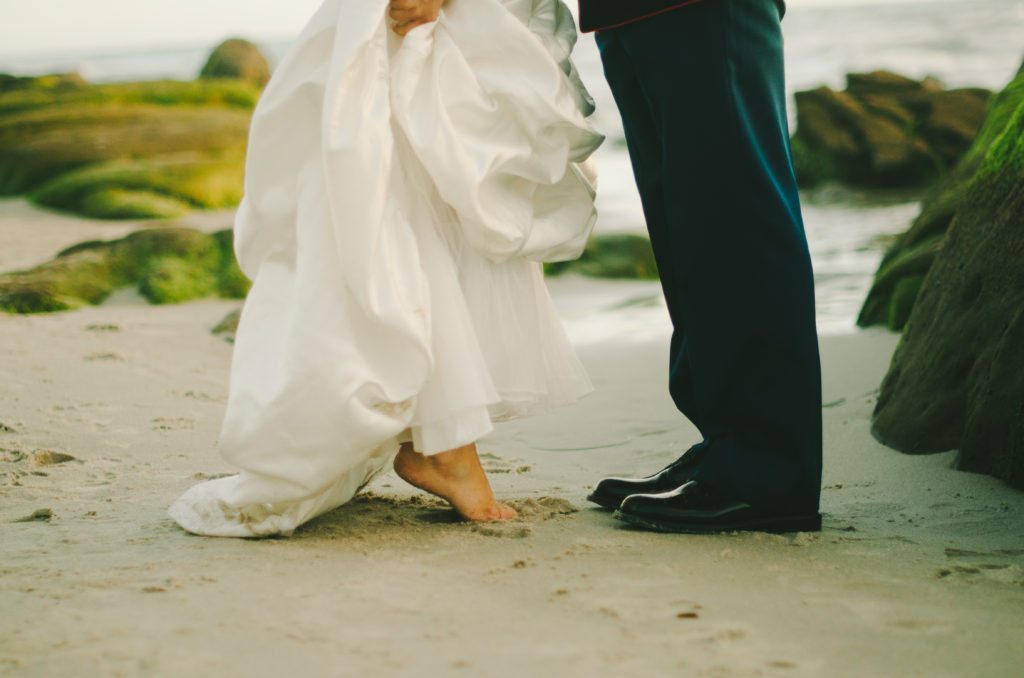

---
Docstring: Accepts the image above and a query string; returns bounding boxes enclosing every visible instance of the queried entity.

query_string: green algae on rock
[0,84,253,219]
[545,234,659,280]
[0,78,259,119]
[859,64,1024,331]
[869,60,1024,490]
[212,308,243,343]
[0,227,250,313]
[200,39,272,87]
[792,71,991,189]
[0,40,267,220]
[27,150,246,219]
[0,72,88,95]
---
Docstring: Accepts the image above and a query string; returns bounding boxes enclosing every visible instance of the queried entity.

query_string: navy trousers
[596,0,823,513]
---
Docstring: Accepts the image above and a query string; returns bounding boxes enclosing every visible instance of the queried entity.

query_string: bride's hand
[389,0,444,36]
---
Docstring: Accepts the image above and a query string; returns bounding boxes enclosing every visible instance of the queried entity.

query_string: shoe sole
[613,510,823,535]
[586,492,622,511]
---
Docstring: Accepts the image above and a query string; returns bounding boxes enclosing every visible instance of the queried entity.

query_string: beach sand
[1,200,1023,677]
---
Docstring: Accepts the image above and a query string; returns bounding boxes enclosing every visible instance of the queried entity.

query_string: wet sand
[1,204,1023,677]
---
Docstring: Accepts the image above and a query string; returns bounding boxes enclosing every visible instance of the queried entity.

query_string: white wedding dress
[169,0,603,537]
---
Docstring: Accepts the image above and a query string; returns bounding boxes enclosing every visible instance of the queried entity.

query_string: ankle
[424,447,477,477]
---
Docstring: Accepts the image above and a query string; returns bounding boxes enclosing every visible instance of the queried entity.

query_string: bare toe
[497,503,518,520]
[464,502,517,522]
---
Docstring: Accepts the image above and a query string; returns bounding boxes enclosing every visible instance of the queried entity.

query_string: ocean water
[1,0,1022,337]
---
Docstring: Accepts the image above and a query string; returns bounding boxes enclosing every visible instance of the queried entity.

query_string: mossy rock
[76,188,194,220]
[870,60,1024,490]
[0,72,88,94]
[212,307,243,342]
[0,79,259,119]
[792,71,991,189]
[27,152,245,219]
[0,103,250,198]
[545,234,659,280]
[845,70,943,99]
[0,227,250,313]
[140,256,220,303]
[0,78,258,219]
[859,64,1024,330]
[200,39,271,87]
[0,249,121,313]
[857,236,943,330]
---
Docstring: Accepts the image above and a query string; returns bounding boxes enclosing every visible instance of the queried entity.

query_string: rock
[0,72,87,94]
[859,64,1024,330]
[922,88,995,165]
[199,39,271,87]
[870,60,1024,490]
[0,227,250,314]
[212,308,242,342]
[792,71,991,188]
[545,234,659,280]
[0,78,259,219]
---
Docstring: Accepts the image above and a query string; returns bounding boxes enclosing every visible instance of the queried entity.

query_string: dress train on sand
[169,0,603,537]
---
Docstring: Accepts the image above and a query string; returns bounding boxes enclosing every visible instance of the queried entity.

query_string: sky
[0,0,983,58]
[0,0,325,57]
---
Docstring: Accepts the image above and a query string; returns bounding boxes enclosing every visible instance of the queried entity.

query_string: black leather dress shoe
[614,480,822,534]
[587,445,706,510]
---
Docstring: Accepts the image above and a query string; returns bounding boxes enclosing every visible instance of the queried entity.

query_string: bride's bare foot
[394,443,518,522]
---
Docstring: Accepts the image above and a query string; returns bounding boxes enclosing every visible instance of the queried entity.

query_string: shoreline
[0,196,918,340]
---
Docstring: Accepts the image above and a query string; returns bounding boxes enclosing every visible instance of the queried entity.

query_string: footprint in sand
[472,523,532,538]
[767,660,799,670]
[470,498,578,538]
[936,563,1024,586]
[712,628,747,642]
[790,532,821,547]
[2,447,26,463]
[506,497,578,520]
[82,465,119,484]
[945,546,1024,557]
[84,352,124,362]
[192,472,234,481]
[1,449,30,487]
[478,451,522,474]
[180,390,224,402]
[939,547,1024,585]
[152,417,195,431]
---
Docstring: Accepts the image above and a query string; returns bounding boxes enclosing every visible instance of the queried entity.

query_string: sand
[1,199,1023,677]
